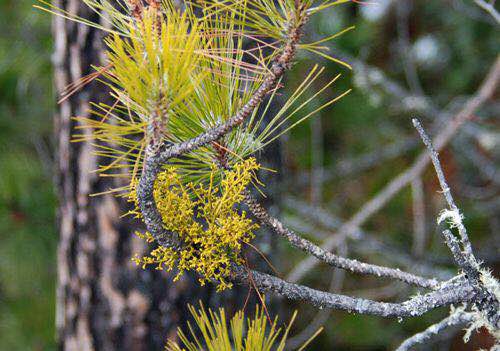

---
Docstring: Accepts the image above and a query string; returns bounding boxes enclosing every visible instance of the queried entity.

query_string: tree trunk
[52,2,212,350]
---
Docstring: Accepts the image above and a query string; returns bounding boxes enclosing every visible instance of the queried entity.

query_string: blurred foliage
[0,0,56,350]
[0,0,498,350]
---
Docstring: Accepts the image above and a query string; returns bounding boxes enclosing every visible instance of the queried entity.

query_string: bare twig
[395,310,474,351]
[474,0,500,24]
[412,118,499,330]
[411,177,427,258]
[243,191,440,289]
[283,197,453,281]
[412,118,473,257]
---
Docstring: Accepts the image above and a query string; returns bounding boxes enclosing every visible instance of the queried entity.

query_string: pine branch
[137,6,308,249]
[230,266,474,318]
[243,190,440,289]
[130,1,500,338]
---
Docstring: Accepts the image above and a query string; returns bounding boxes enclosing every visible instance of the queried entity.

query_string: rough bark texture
[52,2,220,350]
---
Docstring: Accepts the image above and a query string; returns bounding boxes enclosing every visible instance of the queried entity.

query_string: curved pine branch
[137,6,308,249]
[242,190,440,289]
[231,266,474,318]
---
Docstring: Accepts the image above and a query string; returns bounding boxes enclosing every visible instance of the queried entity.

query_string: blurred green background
[0,0,498,350]
[0,0,55,349]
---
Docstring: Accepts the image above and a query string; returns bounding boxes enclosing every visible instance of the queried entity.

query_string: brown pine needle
[243,241,281,278]
[243,256,272,325]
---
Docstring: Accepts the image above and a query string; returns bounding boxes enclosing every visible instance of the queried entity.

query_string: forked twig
[412,118,474,258]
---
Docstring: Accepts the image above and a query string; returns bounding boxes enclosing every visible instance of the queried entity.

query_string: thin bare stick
[284,197,453,281]
[243,191,439,289]
[395,310,473,351]
[474,0,500,23]
[412,118,473,257]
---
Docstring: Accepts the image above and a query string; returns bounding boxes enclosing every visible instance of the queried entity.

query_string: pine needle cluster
[41,0,352,188]
[165,303,320,350]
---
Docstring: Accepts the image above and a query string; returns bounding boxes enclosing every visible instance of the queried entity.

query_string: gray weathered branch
[395,310,474,351]
[412,119,500,329]
[412,118,474,257]
[230,266,473,318]
[243,190,439,289]
[283,197,453,281]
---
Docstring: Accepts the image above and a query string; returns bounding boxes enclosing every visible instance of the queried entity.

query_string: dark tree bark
[52,2,213,350]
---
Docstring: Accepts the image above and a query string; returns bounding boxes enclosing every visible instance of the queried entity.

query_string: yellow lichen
[132,158,260,291]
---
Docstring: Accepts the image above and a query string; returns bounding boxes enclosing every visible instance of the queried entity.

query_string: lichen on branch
[132,158,261,291]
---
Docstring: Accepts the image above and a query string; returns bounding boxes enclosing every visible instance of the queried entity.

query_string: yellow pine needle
[167,302,319,350]
[255,65,326,143]
[304,25,355,47]
[307,0,352,15]
[298,327,324,351]
[265,88,352,147]
[305,47,353,69]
